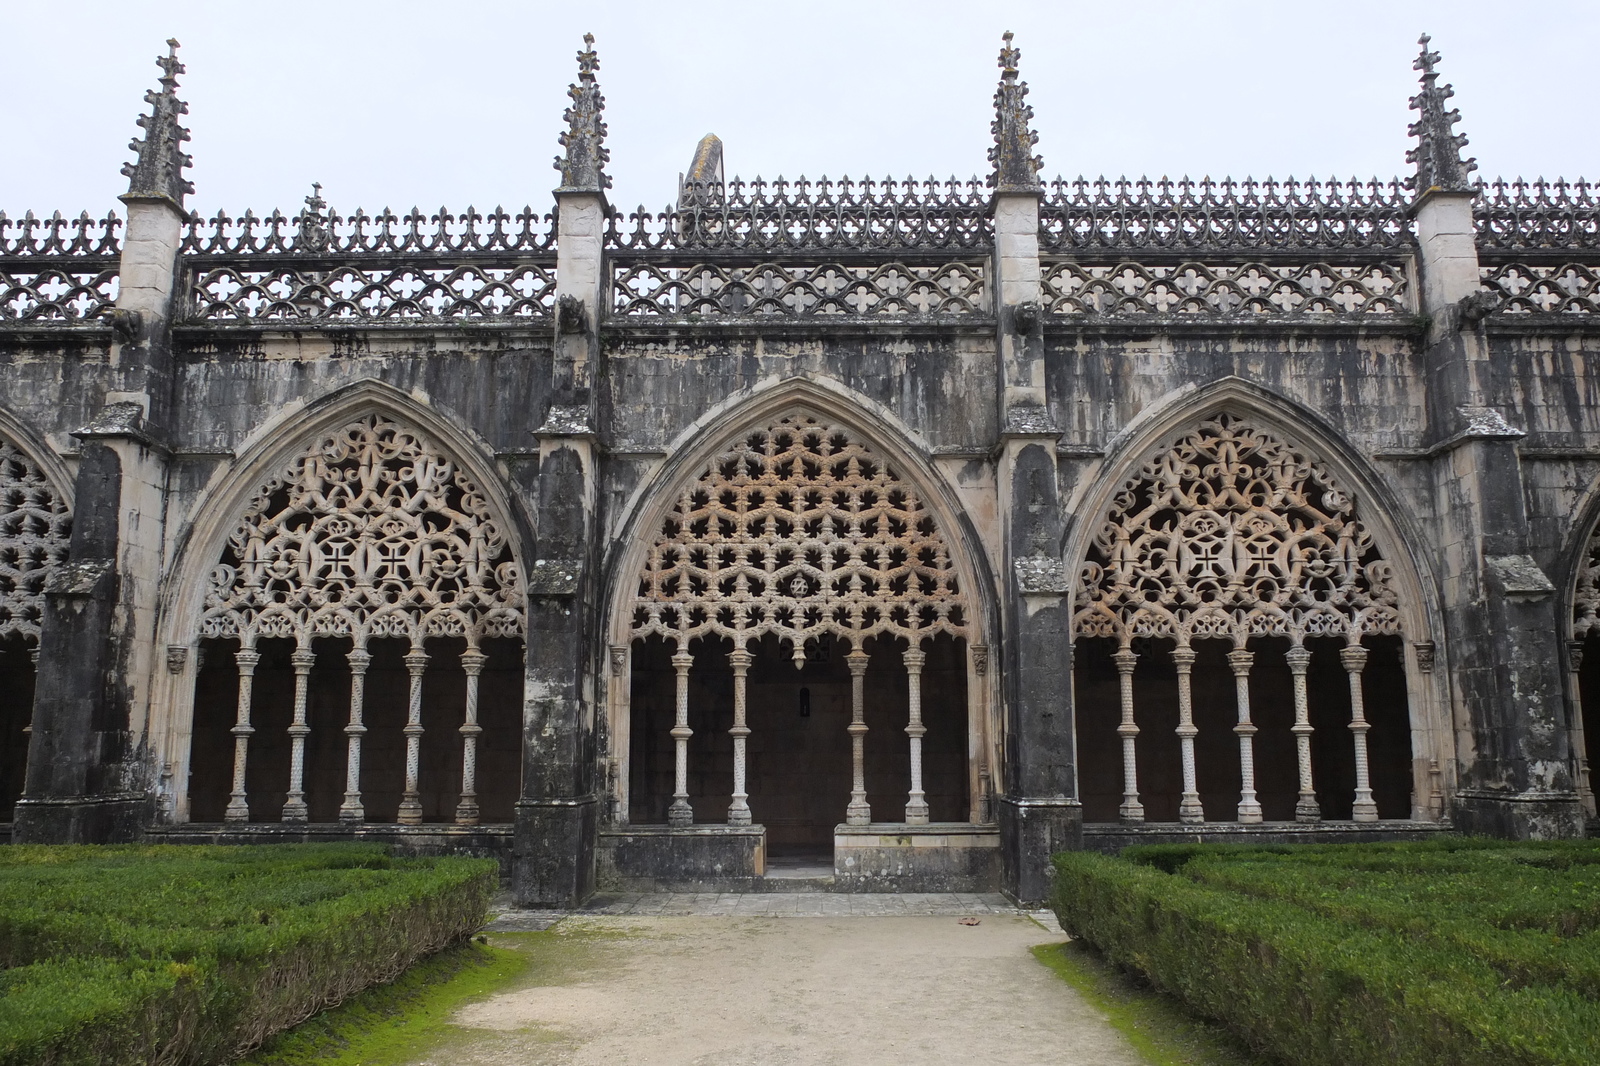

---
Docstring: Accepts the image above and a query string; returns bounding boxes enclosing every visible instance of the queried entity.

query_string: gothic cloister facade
[1,34,1596,903]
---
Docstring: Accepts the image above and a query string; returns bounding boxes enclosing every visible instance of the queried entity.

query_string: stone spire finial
[554,33,612,193]
[298,181,330,251]
[121,38,195,205]
[1406,33,1477,197]
[988,31,1042,193]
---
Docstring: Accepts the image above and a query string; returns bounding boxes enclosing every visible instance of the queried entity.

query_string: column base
[997,795,1083,905]
[1453,788,1585,839]
[513,795,598,907]
[12,793,148,844]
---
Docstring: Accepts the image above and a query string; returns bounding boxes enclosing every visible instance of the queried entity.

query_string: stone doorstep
[833,823,1002,850]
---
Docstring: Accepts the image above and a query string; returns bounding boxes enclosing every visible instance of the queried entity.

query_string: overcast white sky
[5,0,1597,218]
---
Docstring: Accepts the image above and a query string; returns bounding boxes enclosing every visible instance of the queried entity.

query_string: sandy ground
[434,914,1145,1066]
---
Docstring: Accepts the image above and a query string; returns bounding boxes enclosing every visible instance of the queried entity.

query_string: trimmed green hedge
[0,844,496,1066]
[1051,840,1600,1066]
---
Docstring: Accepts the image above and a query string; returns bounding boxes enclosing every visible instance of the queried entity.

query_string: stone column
[1112,647,1142,823]
[1172,645,1204,823]
[903,646,929,825]
[1228,648,1262,823]
[845,647,872,826]
[282,646,316,822]
[456,649,488,825]
[1287,643,1319,823]
[15,46,192,843]
[727,647,753,826]
[667,647,694,827]
[398,648,429,825]
[224,646,260,822]
[339,647,370,823]
[1341,642,1379,822]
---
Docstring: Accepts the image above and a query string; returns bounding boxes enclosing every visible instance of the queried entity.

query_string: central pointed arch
[601,377,1000,839]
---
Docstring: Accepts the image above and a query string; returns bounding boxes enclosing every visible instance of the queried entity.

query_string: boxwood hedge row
[0,843,497,1066]
[1050,840,1600,1066]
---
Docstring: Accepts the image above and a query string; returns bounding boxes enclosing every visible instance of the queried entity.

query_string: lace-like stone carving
[631,415,967,654]
[189,262,556,322]
[1480,263,1600,315]
[1,267,120,322]
[1043,261,1408,317]
[612,260,985,318]
[202,415,524,644]
[1074,413,1401,642]
[0,437,72,642]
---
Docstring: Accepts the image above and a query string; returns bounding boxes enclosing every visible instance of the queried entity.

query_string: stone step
[755,873,836,893]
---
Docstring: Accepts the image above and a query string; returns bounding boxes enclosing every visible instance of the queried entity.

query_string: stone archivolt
[202,413,524,648]
[1074,413,1401,645]
[631,414,967,657]
[0,437,71,643]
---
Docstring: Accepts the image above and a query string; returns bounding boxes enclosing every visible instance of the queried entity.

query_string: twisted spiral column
[456,649,488,825]
[398,647,429,825]
[1172,645,1203,823]
[338,647,370,823]
[1228,647,1262,823]
[281,646,316,822]
[1287,643,1320,823]
[1113,646,1142,823]
[668,647,695,827]
[1341,642,1378,822]
[903,646,929,825]
[225,646,260,822]
[845,647,872,826]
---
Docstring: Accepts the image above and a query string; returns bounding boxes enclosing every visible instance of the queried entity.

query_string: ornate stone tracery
[629,413,971,828]
[631,414,968,656]
[1574,526,1600,640]
[0,437,72,643]
[1073,412,1406,827]
[1074,413,1401,644]
[196,412,524,827]
[202,413,524,646]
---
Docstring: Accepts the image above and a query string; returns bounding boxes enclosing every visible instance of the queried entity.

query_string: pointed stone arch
[154,379,530,825]
[1064,379,1444,827]
[1555,474,1600,817]
[0,404,72,822]
[601,377,1000,835]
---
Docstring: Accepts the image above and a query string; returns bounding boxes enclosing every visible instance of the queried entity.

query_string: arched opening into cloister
[1072,412,1415,824]
[182,413,525,825]
[618,412,982,858]
[1567,518,1600,818]
[0,435,72,823]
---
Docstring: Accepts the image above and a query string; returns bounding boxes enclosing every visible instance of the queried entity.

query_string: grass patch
[244,935,533,1066]
[1031,940,1274,1066]
[1051,839,1600,1066]
[0,843,496,1066]
[244,921,624,1065]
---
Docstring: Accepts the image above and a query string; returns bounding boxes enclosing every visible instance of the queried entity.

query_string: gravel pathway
[439,902,1142,1066]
